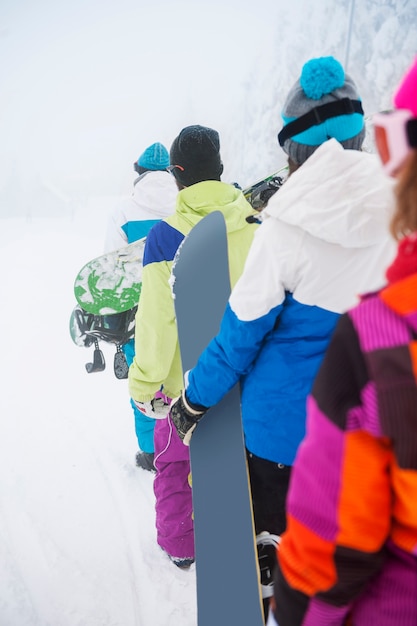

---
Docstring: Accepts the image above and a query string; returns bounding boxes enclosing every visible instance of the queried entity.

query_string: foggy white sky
[1,1,280,203]
[1,0,416,217]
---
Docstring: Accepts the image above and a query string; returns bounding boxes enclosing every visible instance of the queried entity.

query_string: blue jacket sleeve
[186,301,282,408]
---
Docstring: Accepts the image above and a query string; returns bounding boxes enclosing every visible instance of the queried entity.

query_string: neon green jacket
[128,180,258,401]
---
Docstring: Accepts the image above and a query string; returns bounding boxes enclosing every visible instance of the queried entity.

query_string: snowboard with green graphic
[73,237,145,315]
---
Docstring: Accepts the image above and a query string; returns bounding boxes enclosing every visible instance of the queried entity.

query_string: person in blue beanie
[105,142,176,250]
[169,57,397,615]
[104,141,177,471]
[133,142,171,178]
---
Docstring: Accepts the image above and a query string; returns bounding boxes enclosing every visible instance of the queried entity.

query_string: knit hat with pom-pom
[278,56,365,165]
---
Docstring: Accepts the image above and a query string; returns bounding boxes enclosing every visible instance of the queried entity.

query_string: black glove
[170,390,207,445]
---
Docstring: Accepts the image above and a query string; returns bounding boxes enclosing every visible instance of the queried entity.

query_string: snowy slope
[0,212,196,626]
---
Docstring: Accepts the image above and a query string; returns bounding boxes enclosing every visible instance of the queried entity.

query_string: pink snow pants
[153,413,195,560]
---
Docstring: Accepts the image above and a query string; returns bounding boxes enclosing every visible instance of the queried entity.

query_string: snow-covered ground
[0,211,196,626]
[1,1,416,624]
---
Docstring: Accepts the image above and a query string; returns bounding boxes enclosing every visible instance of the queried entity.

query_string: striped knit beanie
[278,56,365,165]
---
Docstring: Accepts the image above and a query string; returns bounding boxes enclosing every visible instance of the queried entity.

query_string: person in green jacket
[128,125,258,568]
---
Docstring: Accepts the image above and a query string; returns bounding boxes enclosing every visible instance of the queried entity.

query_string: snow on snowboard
[74,237,146,316]
[171,211,264,626]
[71,238,145,376]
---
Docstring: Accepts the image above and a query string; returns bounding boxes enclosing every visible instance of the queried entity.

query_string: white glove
[134,397,171,419]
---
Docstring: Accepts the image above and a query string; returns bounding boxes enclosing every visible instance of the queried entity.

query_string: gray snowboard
[172,211,264,626]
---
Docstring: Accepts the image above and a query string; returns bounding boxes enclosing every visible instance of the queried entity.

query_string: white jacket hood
[264,139,395,248]
[132,170,177,218]
[103,170,177,252]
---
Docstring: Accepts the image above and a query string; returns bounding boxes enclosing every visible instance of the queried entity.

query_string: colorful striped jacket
[273,262,417,625]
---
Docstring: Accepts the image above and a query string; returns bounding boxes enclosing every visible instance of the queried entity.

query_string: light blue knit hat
[137,142,170,171]
[278,56,365,165]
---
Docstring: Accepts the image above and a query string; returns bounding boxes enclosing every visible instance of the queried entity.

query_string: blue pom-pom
[300,56,345,100]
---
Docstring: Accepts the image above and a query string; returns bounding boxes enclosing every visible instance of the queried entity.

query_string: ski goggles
[372,109,417,176]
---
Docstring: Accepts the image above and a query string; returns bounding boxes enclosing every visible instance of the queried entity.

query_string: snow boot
[168,555,195,569]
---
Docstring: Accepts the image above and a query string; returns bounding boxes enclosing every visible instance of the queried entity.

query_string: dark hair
[133,162,148,176]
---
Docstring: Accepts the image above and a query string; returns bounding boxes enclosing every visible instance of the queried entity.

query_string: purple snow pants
[153,414,195,560]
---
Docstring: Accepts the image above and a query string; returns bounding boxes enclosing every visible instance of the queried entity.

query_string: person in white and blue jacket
[104,142,177,472]
[104,142,177,250]
[170,57,397,606]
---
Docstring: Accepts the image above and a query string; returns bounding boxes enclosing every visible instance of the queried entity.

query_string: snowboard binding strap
[85,339,106,373]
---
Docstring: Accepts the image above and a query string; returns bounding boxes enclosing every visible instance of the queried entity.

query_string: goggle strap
[278,98,364,146]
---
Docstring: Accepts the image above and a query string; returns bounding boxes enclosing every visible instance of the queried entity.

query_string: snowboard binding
[69,305,137,378]
[247,175,285,211]
[85,339,106,374]
[256,531,281,599]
